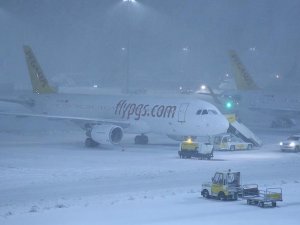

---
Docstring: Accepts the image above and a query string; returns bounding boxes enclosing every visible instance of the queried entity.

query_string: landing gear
[85,137,99,148]
[271,117,295,128]
[84,128,99,148]
[134,134,149,145]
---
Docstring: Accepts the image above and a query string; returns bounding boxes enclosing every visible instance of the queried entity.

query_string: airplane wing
[248,106,300,117]
[0,111,130,129]
[0,97,34,107]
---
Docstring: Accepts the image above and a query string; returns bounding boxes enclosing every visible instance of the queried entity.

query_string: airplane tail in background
[229,50,260,91]
[23,45,57,94]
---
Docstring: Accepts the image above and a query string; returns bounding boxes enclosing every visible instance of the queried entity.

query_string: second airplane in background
[229,50,300,128]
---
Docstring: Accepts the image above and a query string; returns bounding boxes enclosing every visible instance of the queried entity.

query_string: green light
[226,101,233,109]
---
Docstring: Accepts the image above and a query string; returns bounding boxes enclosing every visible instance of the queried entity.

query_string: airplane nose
[221,116,230,133]
[205,115,229,136]
[215,115,229,134]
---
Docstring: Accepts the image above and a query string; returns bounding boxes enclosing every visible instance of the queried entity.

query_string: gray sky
[1,0,300,90]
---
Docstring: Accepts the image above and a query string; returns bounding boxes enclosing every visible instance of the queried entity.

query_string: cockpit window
[202,109,208,115]
[208,109,218,115]
[197,109,218,115]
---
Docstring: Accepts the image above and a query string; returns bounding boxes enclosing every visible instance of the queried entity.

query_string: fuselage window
[202,109,208,115]
[196,110,202,115]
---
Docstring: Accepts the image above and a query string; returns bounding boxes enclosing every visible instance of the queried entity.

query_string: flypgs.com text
[115,100,177,120]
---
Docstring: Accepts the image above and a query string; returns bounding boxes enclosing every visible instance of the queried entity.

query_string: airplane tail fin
[23,45,57,94]
[229,50,260,91]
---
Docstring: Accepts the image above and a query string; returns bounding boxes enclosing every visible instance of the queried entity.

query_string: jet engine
[91,125,123,145]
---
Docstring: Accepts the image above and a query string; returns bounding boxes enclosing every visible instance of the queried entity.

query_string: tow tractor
[178,139,213,160]
[213,134,253,151]
[201,170,242,200]
[201,170,283,207]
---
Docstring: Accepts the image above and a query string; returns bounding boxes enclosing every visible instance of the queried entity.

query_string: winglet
[229,50,260,91]
[23,45,56,94]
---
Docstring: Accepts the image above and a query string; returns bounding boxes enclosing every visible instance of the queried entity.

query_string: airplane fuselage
[29,93,229,137]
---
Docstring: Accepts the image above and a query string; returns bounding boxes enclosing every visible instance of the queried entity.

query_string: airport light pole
[181,47,190,89]
[122,0,136,93]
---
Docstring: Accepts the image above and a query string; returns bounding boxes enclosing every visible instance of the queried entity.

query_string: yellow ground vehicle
[201,170,283,207]
[178,139,213,160]
[201,170,241,200]
[213,134,253,151]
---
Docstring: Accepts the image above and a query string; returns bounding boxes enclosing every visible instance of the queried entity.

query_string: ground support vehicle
[226,114,262,147]
[242,185,282,208]
[201,171,282,208]
[178,140,213,160]
[280,134,300,152]
[213,134,253,151]
[201,170,242,200]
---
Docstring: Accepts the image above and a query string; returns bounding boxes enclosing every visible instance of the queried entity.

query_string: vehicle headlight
[289,142,296,147]
[279,142,283,146]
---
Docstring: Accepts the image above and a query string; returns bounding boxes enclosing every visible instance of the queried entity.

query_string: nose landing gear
[134,134,149,145]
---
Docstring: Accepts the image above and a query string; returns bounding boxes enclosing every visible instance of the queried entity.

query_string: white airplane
[0,46,229,147]
[228,50,300,128]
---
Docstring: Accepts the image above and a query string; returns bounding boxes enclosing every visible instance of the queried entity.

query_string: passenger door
[178,103,189,122]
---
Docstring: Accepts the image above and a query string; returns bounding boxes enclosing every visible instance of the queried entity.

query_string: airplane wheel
[85,138,99,148]
[134,135,149,145]
[142,135,149,144]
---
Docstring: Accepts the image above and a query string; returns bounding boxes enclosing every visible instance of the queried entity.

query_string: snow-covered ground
[0,127,300,225]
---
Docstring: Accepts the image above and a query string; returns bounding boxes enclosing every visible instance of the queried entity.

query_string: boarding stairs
[226,114,263,147]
